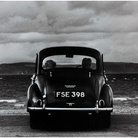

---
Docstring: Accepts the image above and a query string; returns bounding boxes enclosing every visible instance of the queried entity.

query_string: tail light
[99,99,105,107]
[36,99,42,106]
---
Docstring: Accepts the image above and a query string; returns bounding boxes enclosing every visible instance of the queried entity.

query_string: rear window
[42,55,97,70]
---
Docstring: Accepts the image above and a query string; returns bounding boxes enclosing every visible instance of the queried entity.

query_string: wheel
[101,112,111,128]
[29,111,42,129]
[94,112,111,129]
[100,84,113,108]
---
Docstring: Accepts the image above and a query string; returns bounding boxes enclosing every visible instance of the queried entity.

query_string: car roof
[38,46,101,61]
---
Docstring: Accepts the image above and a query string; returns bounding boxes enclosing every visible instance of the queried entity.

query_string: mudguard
[27,83,42,107]
[100,84,113,108]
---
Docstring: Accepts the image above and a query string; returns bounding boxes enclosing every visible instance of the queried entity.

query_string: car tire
[100,112,111,128]
[30,111,42,129]
[94,112,111,129]
[101,112,111,128]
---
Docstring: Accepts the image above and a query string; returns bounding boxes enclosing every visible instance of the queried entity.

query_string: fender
[27,83,42,107]
[100,84,113,108]
[94,75,105,100]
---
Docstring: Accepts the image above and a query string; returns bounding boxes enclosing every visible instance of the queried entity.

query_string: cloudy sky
[0,1,138,63]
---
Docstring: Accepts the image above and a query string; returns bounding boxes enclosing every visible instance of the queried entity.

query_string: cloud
[0,1,138,63]
[1,1,138,33]
[68,1,136,16]
[68,1,138,33]
[0,42,47,63]
[0,1,69,33]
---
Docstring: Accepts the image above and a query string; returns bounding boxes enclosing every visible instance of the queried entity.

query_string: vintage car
[27,46,113,129]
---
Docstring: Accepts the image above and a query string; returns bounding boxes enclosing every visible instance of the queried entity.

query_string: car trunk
[45,68,96,108]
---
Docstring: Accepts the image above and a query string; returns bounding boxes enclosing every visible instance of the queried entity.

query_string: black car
[27,46,113,129]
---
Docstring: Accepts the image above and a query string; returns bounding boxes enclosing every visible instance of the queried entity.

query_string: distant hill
[0,62,35,75]
[104,62,138,74]
[0,62,138,75]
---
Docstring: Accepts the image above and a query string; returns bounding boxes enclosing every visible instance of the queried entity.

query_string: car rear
[27,47,113,129]
[45,68,96,109]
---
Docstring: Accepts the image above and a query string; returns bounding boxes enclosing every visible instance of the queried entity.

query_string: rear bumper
[27,107,113,112]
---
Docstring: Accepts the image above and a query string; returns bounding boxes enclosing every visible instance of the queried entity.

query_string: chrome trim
[66,103,75,106]
[27,107,113,112]
[64,85,76,88]
[99,99,105,107]
[50,72,52,77]
[42,99,46,109]
[95,100,99,113]
[89,72,91,78]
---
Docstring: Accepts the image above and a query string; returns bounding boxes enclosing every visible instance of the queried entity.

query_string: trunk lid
[45,69,96,108]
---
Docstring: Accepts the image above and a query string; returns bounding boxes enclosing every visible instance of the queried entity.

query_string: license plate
[55,91,86,98]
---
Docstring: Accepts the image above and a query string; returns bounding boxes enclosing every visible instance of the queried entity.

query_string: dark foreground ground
[0,114,138,137]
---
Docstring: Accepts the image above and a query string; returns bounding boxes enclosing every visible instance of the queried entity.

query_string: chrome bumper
[27,107,113,112]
